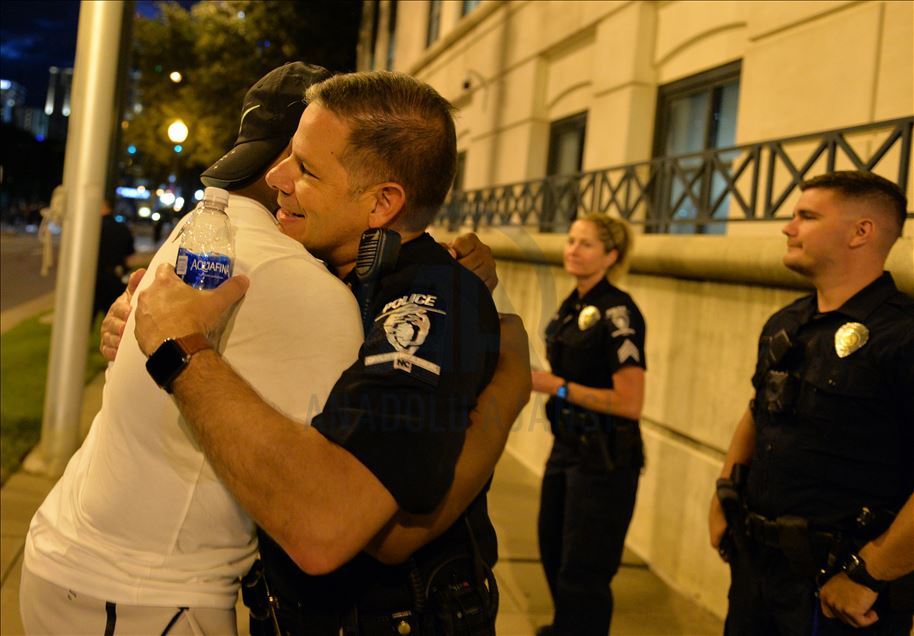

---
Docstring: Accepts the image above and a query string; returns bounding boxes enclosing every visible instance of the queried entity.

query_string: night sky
[1,1,193,108]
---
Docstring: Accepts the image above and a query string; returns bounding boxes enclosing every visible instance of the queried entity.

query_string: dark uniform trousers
[538,438,639,636]
[726,272,914,636]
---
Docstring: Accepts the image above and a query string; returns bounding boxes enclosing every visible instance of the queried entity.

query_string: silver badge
[834,322,869,358]
[578,305,600,330]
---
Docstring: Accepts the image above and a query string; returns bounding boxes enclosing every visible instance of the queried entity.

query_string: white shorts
[19,564,238,635]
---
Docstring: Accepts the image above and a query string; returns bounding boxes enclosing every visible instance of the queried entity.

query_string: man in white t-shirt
[20,62,356,634]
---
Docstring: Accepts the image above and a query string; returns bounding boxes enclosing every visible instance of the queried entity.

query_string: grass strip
[0,313,106,485]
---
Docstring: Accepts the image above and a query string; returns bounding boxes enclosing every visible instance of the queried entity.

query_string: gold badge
[834,322,869,358]
[578,305,600,330]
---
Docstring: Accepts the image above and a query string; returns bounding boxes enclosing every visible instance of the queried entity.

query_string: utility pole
[25,1,125,476]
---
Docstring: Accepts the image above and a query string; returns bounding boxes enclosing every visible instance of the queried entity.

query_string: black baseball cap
[200,62,330,189]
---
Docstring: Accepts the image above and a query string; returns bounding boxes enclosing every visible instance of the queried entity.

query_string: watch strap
[843,553,886,593]
[176,333,212,357]
[556,382,569,400]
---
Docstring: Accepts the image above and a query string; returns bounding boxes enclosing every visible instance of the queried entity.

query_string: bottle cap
[202,187,230,210]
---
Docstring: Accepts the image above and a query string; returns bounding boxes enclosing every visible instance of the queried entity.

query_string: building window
[651,60,741,234]
[386,0,398,69]
[543,112,587,231]
[461,0,480,17]
[427,0,442,47]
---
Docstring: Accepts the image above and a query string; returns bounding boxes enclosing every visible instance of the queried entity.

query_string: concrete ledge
[431,227,914,294]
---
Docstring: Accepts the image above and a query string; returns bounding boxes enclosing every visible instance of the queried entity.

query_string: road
[0,231,58,313]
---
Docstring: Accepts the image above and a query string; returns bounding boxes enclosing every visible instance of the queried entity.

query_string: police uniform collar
[573,277,613,305]
[833,272,898,323]
[341,233,435,289]
[398,232,437,263]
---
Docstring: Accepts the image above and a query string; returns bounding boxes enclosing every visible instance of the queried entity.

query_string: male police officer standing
[710,171,914,635]
[132,71,514,634]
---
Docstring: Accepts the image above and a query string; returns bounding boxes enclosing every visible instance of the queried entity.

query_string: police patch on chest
[364,293,446,385]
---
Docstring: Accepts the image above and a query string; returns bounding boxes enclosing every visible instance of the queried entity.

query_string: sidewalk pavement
[0,333,722,634]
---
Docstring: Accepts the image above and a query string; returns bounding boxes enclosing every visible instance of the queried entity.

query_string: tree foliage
[123,0,361,185]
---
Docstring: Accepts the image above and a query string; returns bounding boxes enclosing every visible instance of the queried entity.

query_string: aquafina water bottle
[175,187,234,289]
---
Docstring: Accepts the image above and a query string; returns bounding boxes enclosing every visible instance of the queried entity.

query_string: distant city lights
[174,197,185,211]
[115,186,150,200]
[169,71,183,83]
[151,212,162,222]
[127,144,137,155]
[138,206,152,218]
[193,189,204,201]
[174,144,183,153]
[160,191,176,207]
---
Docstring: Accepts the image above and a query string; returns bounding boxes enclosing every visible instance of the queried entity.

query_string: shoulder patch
[364,293,446,385]
[605,305,636,337]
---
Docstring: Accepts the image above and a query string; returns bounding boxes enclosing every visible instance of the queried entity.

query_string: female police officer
[532,213,646,636]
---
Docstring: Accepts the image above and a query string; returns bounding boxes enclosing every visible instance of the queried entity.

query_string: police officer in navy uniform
[131,71,531,635]
[532,213,646,636]
[257,229,502,634]
[710,171,914,635]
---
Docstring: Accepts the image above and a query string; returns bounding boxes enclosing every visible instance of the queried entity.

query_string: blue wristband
[556,382,568,400]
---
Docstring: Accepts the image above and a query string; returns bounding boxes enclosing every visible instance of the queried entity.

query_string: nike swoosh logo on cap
[239,104,261,134]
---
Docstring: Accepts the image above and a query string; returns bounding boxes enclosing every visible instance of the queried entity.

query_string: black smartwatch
[145,333,212,393]
[842,553,886,593]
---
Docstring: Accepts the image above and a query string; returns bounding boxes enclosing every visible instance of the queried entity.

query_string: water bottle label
[176,247,233,289]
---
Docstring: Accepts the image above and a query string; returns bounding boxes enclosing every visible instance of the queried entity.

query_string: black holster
[715,463,749,560]
[552,407,640,472]
[241,560,281,636]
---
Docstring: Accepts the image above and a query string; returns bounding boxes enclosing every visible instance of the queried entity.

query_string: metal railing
[436,116,913,233]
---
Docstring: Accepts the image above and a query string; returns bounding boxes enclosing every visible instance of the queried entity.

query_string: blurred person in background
[531,213,646,636]
[92,197,134,322]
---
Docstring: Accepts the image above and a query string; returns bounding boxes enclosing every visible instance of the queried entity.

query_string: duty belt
[745,511,839,578]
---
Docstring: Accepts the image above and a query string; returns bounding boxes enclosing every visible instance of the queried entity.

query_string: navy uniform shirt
[544,278,647,446]
[259,233,500,623]
[747,272,914,527]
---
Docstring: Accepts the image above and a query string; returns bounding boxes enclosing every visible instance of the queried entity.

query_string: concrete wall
[432,226,913,617]
[370,0,914,618]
